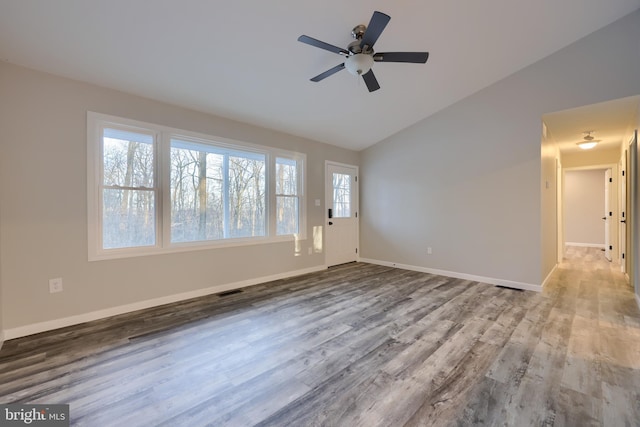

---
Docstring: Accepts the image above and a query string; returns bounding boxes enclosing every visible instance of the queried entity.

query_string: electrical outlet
[49,277,63,293]
[427,247,433,255]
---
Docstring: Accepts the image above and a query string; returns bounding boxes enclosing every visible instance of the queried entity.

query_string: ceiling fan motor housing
[351,24,367,40]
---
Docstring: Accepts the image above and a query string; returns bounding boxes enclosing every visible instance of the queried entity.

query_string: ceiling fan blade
[360,11,391,50]
[374,52,429,63]
[310,63,346,82]
[362,69,381,92]
[298,35,349,56]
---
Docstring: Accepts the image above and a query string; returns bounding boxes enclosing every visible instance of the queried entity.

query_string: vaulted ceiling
[1,1,639,150]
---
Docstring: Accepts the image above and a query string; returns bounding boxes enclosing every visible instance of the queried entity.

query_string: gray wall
[0,62,358,333]
[564,169,606,246]
[360,10,640,287]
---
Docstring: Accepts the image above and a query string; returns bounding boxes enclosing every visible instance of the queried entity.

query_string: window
[332,173,351,218]
[101,128,157,249]
[170,139,266,243]
[275,157,300,235]
[88,113,305,260]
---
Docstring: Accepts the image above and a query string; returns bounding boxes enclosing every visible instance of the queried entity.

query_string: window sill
[88,234,307,262]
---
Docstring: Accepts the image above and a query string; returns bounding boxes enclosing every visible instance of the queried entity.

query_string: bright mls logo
[0,404,69,426]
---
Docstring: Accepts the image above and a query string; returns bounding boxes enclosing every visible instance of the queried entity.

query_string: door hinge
[355,212,358,218]
[623,253,625,259]
[609,212,613,216]
[622,170,626,176]
[609,177,613,182]
[610,245,613,250]
[355,248,358,254]
[355,176,358,182]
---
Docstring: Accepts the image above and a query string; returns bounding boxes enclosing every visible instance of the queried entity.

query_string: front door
[325,162,358,267]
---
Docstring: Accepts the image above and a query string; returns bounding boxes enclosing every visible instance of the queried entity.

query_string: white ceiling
[543,95,640,154]
[1,1,639,151]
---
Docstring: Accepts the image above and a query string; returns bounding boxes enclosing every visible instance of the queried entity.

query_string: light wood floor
[1,247,639,426]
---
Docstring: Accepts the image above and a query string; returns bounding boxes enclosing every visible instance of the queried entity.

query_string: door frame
[620,152,627,273]
[560,163,619,261]
[325,161,359,267]
[604,168,613,261]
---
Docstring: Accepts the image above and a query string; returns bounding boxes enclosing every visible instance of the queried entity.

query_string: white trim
[541,263,559,289]
[3,265,326,341]
[565,242,606,248]
[360,258,542,292]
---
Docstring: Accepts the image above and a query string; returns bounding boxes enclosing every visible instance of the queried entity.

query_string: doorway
[563,167,616,260]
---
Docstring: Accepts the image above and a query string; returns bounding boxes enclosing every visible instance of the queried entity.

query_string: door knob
[621,220,626,223]
[328,221,333,225]
[602,217,606,220]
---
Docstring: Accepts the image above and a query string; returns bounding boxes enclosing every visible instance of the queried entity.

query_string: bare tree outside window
[332,173,351,218]
[170,141,265,242]
[102,129,156,249]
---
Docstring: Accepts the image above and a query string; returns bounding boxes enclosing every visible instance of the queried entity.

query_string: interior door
[325,163,358,267]
[604,168,612,261]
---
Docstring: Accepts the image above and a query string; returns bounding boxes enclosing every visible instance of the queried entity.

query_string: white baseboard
[565,242,606,248]
[359,258,542,292]
[3,265,326,341]
[541,264,559,290]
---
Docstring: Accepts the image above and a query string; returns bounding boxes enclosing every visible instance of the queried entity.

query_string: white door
[604,168,612,261]
[325,162,358,267]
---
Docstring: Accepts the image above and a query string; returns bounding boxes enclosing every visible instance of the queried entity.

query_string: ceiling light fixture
[344,53,374,76]
[576,131,599,150]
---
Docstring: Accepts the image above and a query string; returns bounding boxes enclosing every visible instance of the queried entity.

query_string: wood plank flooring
[1,246,639,426]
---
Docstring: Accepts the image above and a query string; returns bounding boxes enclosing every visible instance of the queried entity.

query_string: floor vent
[217,289,243,297]
[496,285,523,292]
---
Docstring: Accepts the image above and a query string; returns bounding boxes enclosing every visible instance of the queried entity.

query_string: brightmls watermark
[0,405,69,426]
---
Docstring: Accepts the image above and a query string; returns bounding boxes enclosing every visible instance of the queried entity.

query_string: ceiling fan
[576,131,601,150]
[297,11,429,92]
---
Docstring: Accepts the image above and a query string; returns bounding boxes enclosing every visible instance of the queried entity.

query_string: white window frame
[88,112,306,261]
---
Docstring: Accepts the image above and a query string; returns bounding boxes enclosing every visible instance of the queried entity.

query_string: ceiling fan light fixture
[577,141,598,150]
[576,130,598,150]
[345,53,373,76]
